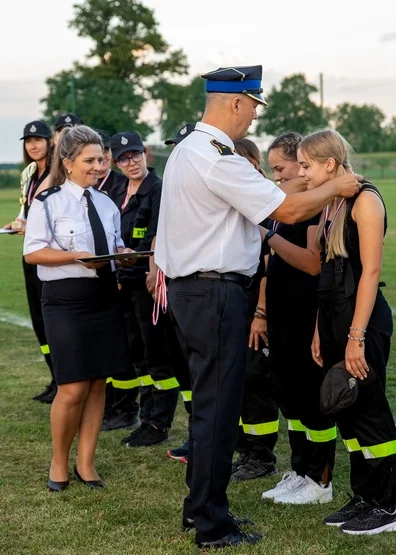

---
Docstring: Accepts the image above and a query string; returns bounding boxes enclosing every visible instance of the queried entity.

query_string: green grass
[0,184,396,554]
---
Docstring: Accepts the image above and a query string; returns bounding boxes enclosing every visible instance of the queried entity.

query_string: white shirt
[155,122,286,278]
[23,180,124,281]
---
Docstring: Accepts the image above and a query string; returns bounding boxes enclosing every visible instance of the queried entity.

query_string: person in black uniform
[3,121,56,403]
[23,125,133,492]
[298,129,396,534]
[155,66,361,549]
[94,129,125,195]
[261,132,336,505]
[230,138,279,482]
[110,131,179,447]
[53,112,83,145]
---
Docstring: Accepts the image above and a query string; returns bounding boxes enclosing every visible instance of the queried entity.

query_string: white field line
[0,311,32,329]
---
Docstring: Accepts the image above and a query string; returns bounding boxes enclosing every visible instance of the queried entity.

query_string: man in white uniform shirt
[155,65,360,549]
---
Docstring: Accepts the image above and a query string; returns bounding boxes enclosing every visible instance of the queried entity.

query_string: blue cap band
[206,79,261,93]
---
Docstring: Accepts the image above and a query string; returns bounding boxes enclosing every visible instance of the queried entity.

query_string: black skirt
[42,277,129,385]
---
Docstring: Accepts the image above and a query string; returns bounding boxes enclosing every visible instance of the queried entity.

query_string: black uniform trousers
[22,258,54,379]
[120,280,179,429]
[168,276,248,543]
[267,280,336,483]
[319,289,396,506]
[235,286,278,464]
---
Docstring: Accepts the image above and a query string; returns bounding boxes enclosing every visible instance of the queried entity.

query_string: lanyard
[97,170,111,191]
[323,199,345,243]
[152,269,168,325]
[272,220,280,232]
[27,178,36,205]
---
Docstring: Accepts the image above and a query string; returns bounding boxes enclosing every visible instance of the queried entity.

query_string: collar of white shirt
[195,122,234,150]
[64,179,93,201]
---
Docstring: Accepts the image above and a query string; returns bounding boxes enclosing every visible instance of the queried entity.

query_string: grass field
[0,184,395,555]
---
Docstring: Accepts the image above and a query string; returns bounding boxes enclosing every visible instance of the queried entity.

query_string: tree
[256,74,325,137]
[381,117,396,152]
[332,103,385,153]
[151,76,206,139]
[376,157,392,179]
[41,0,189,136]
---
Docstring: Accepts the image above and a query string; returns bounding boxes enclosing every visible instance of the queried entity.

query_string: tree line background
[2,0,396,187]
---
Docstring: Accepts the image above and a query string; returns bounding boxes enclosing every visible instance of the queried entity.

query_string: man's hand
[146,270,157,297]
[249,317,268,350]
[115,247,136,267]
[333,174,361,199]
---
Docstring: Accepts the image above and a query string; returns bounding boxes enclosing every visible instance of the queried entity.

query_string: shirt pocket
[55,219,87,251]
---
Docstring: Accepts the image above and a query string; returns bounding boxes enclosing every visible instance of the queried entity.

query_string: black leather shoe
[48,478,69,492]
[182,512,254,531]
[197,529,263,549]
[74,466,105,489]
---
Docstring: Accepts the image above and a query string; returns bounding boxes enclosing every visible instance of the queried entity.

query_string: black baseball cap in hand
[54,113,83,131]
[165,123,196,145]
[20,120,52,140]
[110,131,144,161]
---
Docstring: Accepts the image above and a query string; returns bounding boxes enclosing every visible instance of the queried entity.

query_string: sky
[1,0,396,161]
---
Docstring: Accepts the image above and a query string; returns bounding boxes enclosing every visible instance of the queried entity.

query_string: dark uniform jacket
[96,169,125,195]
[110,168,162,284]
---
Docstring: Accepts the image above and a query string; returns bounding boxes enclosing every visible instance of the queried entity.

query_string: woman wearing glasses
[108,132,179,448]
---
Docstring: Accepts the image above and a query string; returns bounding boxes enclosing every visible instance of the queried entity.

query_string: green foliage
[152,76,205,140]
[257,74,326,136]
[381,117,396,151]
[332,103,386,153]
[0,170,19,189]
[41,0,189,137]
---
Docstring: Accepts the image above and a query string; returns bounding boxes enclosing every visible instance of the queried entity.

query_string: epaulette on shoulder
[36,186,61,202]
[210,139,234,156]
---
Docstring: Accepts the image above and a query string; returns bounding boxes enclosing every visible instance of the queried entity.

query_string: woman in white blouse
[24,125,132,492]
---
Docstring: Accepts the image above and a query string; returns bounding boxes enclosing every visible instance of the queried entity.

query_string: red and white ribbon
[152,269,168,325]
[323,199,346,243]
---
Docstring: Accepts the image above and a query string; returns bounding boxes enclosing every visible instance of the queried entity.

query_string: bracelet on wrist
[347,334,365,348]
[254,312,267,320]
[349,326,366,334]
[255,306,266,315]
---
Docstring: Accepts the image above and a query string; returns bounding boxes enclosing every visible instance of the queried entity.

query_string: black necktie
[83,189,112,278]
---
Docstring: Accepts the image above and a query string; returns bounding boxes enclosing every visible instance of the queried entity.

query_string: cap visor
[245,93,268,106]
[113,144,144,159]
[164,137,178,145]
[20,133,50,140]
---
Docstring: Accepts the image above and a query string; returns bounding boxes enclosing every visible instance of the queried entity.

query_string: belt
[179,271,252,287]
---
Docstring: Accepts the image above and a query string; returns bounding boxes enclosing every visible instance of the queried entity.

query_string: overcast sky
[1,0,396,161]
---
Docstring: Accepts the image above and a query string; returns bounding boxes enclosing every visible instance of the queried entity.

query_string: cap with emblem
[201,65,267,106]
[20,120,52,140]
[320,360,376,415]
[95,129,111,149]
[110,131,144,161]
[164,123,196,145]
[54,113,84,131]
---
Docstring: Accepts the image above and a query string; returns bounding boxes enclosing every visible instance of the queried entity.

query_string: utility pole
[70,74,76,113]
[319,73,324,123]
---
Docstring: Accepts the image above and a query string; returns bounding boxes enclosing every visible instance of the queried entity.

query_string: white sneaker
[274,475,333,505]
[261,471,306,500]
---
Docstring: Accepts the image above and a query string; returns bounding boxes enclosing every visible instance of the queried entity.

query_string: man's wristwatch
[263,229,276,245]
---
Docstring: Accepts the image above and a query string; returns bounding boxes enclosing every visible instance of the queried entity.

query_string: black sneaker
[101,411,139,432]
[324,495,370,527]
[232,453,249,474]
[197,527,263,549]
[120,423,149,445]
[32,381,55,402]
[125,424,169,447]
[167,439,189,463]
[231,454,278,482]
[39,383,57,404]
[341,505,396,535]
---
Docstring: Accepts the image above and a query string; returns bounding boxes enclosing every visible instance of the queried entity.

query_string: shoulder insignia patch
[210,139,234,156]
[36,186,61,202]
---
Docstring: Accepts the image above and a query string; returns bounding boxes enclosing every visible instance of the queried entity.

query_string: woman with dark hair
[2,121,56,403]
[298,129,396,535]
[261,132,337,504]
[24,125,132,492]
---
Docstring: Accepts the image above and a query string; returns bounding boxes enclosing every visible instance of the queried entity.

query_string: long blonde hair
[299,130,353,261]
[234,138,266,177]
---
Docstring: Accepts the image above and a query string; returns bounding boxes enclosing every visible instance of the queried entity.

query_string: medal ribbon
[152,269,168,325]
[323,199,346,243]
[97,170,111,191]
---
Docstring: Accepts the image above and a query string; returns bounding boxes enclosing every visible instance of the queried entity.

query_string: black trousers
[120,281,179,429]
[319,289,396,506]
[22,258,53,379]
[235,287,278,464]
[267,280,336,483]
[168,277,247,543]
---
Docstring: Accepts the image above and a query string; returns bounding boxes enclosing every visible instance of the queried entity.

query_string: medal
[323,199,346,243]
[270,248,275,256]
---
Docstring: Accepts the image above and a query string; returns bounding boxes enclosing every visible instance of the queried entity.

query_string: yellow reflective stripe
[153,377,179,390]
[239,417,243,426]
[242,420,279,436]
[132,227,147,239]
[288,419,307,432]
[343,438,361,452]
[139,375,154,386]
[106,377,113,384]
[361,440,396,459]
[305,427,337,443]
[111,378,140,390]
[40,344,50,355]
[181,390,192,402]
